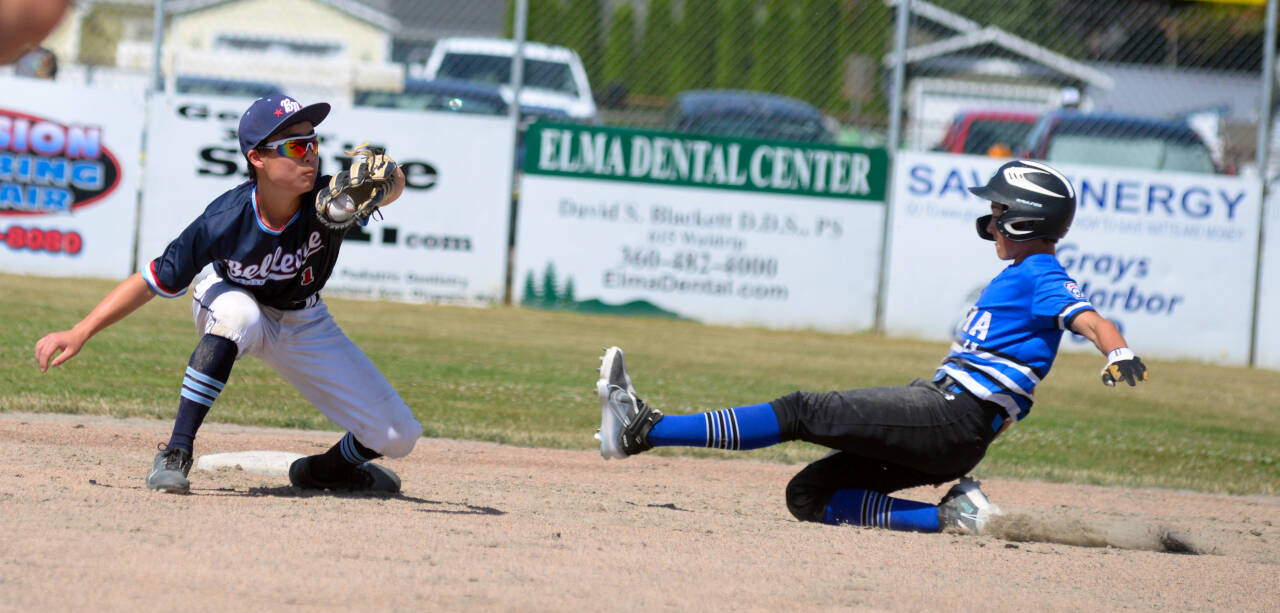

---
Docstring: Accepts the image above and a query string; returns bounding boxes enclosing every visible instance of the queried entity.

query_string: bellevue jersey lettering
[935,252,1095,421]
[141,177,346,309]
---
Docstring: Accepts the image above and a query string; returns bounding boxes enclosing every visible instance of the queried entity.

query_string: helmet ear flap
[976,214,995,241]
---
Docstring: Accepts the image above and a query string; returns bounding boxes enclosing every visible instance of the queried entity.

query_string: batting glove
[1100,348,1148,387]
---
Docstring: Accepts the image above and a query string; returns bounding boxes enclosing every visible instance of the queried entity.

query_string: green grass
[3,273,1277,495]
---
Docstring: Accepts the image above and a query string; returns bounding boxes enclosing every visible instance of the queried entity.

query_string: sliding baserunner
[594,160,1148,534]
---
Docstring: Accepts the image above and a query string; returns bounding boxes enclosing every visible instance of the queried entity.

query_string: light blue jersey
[935,253,1094,421]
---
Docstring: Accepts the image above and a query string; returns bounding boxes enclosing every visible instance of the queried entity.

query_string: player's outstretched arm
[35,273,155,372]
[1069,310,1149,387]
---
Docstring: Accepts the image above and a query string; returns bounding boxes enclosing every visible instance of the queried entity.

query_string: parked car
[174,75,283,98]
[935,110,1039,157]
[354,78,509,115]
[666,90,836,144]
[1017,110,1219,174]
[421,37,597,122]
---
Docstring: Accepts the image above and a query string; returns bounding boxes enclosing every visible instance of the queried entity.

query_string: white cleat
[938,477,1002,535]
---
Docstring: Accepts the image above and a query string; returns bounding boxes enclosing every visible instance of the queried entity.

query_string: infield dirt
[2,412,1276,612]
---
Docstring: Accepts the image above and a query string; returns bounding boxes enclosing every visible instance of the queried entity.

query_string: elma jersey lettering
[935,253,1095,421]
[142,178,348,309]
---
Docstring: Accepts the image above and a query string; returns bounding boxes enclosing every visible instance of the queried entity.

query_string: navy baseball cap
[238,95,330,156]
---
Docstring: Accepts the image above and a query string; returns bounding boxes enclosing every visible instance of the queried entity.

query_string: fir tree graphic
[522,270,539,304]
[521,262,578,308]
[541,262,559,306]
[562,277,575,304]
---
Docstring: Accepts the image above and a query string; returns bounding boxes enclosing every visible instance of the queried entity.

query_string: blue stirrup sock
[823,488,941,532]
[647,403,781,450]
[168,334,237,452]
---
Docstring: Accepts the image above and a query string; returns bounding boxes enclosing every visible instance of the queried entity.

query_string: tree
[781,2,808,101]
[842,0,892,119]
[672,0,719,93]
[529,0,567,45]
[603,2,639,91]
[795,0,842,110]
[715,0,753,88]
[750,0,791,94]
[521,270,540,304]
[639,0,676,96]
[564,0,604,87]
[541,262,560,305]
[562,277,576,305]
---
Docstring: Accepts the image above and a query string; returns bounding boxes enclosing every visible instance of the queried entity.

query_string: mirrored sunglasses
[261,133,318,158]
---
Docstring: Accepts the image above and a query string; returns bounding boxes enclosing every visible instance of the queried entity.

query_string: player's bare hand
[35,329,87,372]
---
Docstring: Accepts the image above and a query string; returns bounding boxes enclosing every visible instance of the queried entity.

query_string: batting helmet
[970,160,1076,242]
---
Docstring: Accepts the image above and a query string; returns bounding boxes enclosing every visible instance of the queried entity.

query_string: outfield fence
[3,0,1279,368]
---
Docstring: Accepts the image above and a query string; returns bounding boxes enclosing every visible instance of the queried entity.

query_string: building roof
[166,0,399,32]
[390,0,507,44]
[1086,62,1262,122]
[882,0,1114,90]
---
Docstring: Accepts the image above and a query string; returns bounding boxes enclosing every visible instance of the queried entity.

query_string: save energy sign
[514,123,888,331]
[1256,185,1280,370]
[885,151,1259,365]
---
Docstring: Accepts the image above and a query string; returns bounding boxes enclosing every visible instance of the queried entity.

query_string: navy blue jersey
[935,253,1094,421]
[142,177,348,309]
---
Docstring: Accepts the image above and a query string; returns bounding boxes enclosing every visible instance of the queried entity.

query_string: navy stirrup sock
[168,334,237,453]
[312,432,382,476]
[823,488,941,532]
[647,403,781,450]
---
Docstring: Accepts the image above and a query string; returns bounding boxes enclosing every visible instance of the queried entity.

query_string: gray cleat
[146,444,193,494]
[938,476,1002,535]
[595,346,663,460]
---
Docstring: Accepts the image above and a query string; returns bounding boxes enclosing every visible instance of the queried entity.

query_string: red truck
[935,110,1039,157]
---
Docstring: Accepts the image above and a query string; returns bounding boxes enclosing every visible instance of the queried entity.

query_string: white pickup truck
[421,37,597,122]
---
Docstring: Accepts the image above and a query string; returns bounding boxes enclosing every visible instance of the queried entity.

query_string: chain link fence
[12,1,1271,173]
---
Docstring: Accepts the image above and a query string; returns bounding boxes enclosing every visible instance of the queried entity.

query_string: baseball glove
[1100,348,1148,387]
[315,142,398,231]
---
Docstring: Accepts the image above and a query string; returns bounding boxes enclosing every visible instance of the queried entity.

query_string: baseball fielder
[34,95,420,494]
[596,160,1149,534]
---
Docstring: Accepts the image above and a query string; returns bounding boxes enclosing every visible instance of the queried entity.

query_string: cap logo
[280,98,301,114]
[1002,166,1065,199]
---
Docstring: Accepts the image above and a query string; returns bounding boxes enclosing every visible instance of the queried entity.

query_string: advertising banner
[1255,185,1280,370]
[514,123,888,331]
[0,77,144,279]
[886,151,1260,365]
[138,95,514,303]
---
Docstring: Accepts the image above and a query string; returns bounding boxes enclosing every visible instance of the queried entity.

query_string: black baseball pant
[769,378,1005,522]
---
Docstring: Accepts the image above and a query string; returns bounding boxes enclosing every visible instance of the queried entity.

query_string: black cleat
[288,455,401,494]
